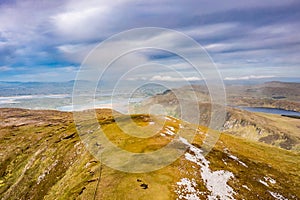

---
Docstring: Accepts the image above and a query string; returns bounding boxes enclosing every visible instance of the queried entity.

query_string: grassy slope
[0,108,299,199]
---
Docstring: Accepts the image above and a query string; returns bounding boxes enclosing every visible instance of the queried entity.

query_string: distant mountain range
[0,78,299,96]
[0,81,75,96]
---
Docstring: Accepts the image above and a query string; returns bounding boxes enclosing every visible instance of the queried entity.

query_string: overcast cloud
[0,0,299,82]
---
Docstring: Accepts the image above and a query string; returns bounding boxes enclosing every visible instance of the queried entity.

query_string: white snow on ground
[165,116,172,121]
[228,155,248,168]
[264,176,276,184]
[179,137,236,200]
[176,178,201,200]
[160,125,176,137]
[242,185,251,191]
[259,179,269,187]
[268,191,288,200]
[224,148,248,168]
[149,121,155,125]
[164,127,175,136]
[196,128,204,135]
[165,116,177,122]
[167,126,175,131]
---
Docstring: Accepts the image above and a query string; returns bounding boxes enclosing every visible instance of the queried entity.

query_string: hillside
[139,84,300,151]
[224,107,300,151]
[0,108,300,199]
[226,81,300,112]
[174,82,300,112]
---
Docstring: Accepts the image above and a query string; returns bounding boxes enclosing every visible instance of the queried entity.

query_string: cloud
[182,23,239,40]
[0,0,299,82]
[51,6,109,41]
[0,66,78,82]
[150,75,202,82]
[0,66,13,71]
[126,75,202,82]
[56,43,96,63]
[224,75,276,81]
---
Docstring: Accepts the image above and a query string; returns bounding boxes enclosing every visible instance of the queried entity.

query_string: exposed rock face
[223,107,300,150]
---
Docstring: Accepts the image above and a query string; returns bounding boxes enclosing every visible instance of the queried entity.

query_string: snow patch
[268,191,288,200]
[149,121,155,125]
[176,178,201,200]
[167,126,175,131]
[160,133,166,137]
[179,137,236,200]
[228,155,248,168]
[224,148,248,168]
[242,185,250,191]
[165,116,177,122]
[264,176,276,184]
[196,128,204,135]
[259,179,269,187]
[164,127,175,136]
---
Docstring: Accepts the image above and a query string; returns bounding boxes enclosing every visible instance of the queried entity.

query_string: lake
[240,107,300,117]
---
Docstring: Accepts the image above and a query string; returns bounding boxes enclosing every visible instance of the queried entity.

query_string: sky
[0,0,300,82]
